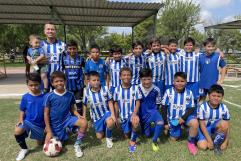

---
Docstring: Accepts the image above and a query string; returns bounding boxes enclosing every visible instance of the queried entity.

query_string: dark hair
[149,38,161,46]
[184,37,195,46]
[67,40,78,47]
[27,73,41,84]
[174,72,187,80]
[87,71,100,79]
[90,44,100,51]
[120,67,132,76]
[50,71,66,83]
[132,40,144,49]
[208,84,224,96]
[203,38,216,46]
[109,45,122,54]
[139,68,152,78]
[168,39,178,45]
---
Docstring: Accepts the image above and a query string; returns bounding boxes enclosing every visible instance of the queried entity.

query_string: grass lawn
[0,81,241,161]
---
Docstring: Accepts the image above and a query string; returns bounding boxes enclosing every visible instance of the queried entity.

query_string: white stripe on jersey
[108,58,126,87]
[41,40,65,75]
[179,50,200,82]
[83,86,111,122]
[146,52,165,82]
[162,87,194,120]
[165,53,180,85]
[113,85,140,121]
[197,102,230,126]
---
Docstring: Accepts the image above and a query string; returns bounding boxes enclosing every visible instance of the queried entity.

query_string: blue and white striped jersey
[146,52,166,82]
[113,85,140,121]
[82,86,112,122]
[107,58,126,88]
[162,87,195,120]
[198,101,230,126]
[41,39,65,75]
[125,53,146,85]
[165,53,180,85]
[179,50,200,82]
[63,54,85,91]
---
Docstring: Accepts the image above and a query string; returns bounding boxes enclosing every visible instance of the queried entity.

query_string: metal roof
[205,19,241,30]
[0,0,163,27]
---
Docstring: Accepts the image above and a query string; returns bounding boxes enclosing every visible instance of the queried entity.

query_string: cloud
[199,0,232,9]
[222,15,236,23]
[200,10,213,24]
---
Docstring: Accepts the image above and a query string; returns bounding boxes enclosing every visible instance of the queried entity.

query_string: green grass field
[0,81,241,161]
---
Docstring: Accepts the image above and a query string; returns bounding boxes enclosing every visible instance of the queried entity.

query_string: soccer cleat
[128,144,137,153]
[106,138,113,149]
[16,149,29,161]
[152,143,160,152]
[74,144,83,158]
[214,144,222,155]
[187,142,198,155]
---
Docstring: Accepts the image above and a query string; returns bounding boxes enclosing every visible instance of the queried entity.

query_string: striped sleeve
[222,104,230,120]
[197,104,205,120]
[82,88,88,105]
[162,90,169,106]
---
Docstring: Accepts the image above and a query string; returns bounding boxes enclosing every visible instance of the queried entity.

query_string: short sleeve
[106,88,112,100]
[82,88,88,105]
[84,61,90,74]
[113,88,118,101]
[70,93,76,105]
[135,86,142,100]
[43,94,51,108]
[156,89,162,104]
[19,95,27,111]
[187,91,195,108]
[223,105,230,120]
[219,57,226,68]
[27,48,31,57]
[103,61,108,73]
[197,105,205,120]
[162,91,169,106]
[39,48,45,56]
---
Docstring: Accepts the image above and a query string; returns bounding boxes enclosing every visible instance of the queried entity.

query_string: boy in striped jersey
[146,38,166,97]
[125,41,146,85]
[162,72,199,155]
[165,39,180,90]
[83,71,116,148]
[179,37,200,104]
[197,85,230,155]
[41,22,65,77]
[84,44,108,86]
[106,45,126,94]
[138,68,164,152]
[113,67,140,153]
[63,40,85,114]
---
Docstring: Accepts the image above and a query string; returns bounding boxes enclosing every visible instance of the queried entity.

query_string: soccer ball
[43,137,62,157]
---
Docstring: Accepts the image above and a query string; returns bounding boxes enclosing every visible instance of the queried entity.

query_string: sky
[107,0,241,34]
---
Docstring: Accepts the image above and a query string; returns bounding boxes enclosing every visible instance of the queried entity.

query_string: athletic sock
[187,136,196,144]
[15,134,28,149]
[214,132,225,146]
[106,127,112,138]
[75,132,85,145]
[153,123,163,143]
[130,131,138,142]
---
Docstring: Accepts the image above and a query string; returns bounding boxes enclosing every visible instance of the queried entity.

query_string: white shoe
[106,138,113,149]
[74,144,83,158]
[16,149,28,161]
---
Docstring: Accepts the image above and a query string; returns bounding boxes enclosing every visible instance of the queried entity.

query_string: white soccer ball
[43,137,62,157]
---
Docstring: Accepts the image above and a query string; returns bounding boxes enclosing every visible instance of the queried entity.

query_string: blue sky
[108,0,241,34]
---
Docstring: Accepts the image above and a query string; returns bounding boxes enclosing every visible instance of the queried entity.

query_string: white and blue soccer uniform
[179,50,200,100]
[63,54,85,92]
[44,90,78,141]
[113,85,140,134]
[85,58,108,86]
[197,102,230,141]
[138,84,163,137]
[125,53,146,85]
[146,52,166,96]
[199,52,226,96]
[83,86,112,132]
[107,58,126,94]
[165,52,180,89]
[19,93,46,140]
[41,39,65,75]
[162,87,195,138]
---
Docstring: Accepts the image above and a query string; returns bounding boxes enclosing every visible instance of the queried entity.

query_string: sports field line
[223,84,241,88]
[0,93,23,97]
[224,100,241,109]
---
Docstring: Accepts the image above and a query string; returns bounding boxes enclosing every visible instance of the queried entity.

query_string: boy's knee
[197,141,208,150]
[218,121,229,132]
[189,119,199,129]
[14,127,24,135]
[96,133,104,139]
[106,118,115,129]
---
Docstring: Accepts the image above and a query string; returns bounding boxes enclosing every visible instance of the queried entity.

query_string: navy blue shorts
[198,120,220,141]
[121,117,132,134]
[94,112,111,133]
[18,120,45,141]
[140,111,163,137]
[51,115,78,141]
[169,115,197,138]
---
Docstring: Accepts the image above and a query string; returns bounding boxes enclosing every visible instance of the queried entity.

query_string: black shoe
[214,145,222,155]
